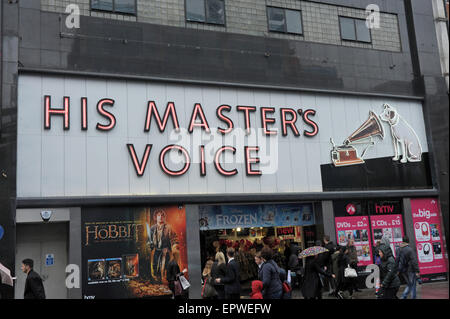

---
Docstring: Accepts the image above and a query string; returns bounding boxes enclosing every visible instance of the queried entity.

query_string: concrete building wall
[41,0,401,52]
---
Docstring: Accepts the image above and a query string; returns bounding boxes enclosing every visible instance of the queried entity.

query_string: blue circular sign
[0,225,4,240]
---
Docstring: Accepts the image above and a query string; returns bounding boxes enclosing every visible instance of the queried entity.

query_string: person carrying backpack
[395,236,420,299]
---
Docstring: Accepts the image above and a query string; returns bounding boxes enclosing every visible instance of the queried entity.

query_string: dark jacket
[287,245,300,271]
[220,259,241,296]
[379,245,401,289]
[166,260,181,282]
[211,261,227,294]
[345,245,358,267]
[301,257,331,299]
[24,270,46,299]
[395,243,420,274]
[259,260,283,299]
[336,250,350,289]
[211,261,227,280]
[318,241,336,270]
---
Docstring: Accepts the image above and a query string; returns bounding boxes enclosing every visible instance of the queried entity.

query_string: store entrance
[198,202,323,297]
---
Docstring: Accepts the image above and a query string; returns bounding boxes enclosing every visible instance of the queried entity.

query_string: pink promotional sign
[369,214,404,258]
[410,198,447,276]
[335,216,373,266]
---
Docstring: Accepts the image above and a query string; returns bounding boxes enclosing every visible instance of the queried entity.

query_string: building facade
[0,0,448,299]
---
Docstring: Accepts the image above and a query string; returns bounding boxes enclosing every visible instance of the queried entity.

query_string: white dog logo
[379,104,422,163]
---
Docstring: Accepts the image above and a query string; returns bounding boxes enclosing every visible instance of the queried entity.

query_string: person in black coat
[215,247,241,299]
[318,236,336,294]
[21,259,46,299]
[395,236,420,299]
[166,249,187,299]
[287,244,301,289]
[301,255,335,299]
[211,251,227,299]
[378,244,401,299]
[336,245,359,298]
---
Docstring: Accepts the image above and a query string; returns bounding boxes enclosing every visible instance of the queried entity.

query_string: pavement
[241,280,449,299]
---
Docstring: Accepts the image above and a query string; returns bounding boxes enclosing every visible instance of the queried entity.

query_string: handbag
[344,264,358,278]
[202,277,217,298]
[282,281,292,293]
[179,274,191,290]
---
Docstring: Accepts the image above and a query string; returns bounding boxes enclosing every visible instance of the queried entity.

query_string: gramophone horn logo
[330,110,384,167]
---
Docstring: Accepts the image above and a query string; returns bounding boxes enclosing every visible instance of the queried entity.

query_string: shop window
[267,7,303,35]
[91,0,136,15]
[186,0,226,25]
[339,16,372,43]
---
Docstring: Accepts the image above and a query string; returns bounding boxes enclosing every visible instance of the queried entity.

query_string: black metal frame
[266,6,304,36]
[90,0,137,16]
[185,0,226,27]
[16,189,439,208]
[338,16,372,44]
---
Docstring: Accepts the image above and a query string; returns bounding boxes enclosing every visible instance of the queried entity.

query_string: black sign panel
[321,153,432,191]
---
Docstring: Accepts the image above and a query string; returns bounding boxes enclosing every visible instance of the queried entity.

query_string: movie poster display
[82,206,188,299]
[369,214,404,258]
[335,216,373,266]
[410,198,447,278]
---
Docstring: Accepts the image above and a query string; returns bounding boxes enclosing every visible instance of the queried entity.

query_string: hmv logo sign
[374,204,395,214]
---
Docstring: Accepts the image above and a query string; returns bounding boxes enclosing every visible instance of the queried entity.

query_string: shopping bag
[344,264,357,278]
[179,275,191,290]
[174,280,183,296]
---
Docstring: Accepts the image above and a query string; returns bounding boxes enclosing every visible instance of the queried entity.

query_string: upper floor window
[186,0,226,25]
[91,0,136,15]
[267,7,303,35]
[339,17,371,43]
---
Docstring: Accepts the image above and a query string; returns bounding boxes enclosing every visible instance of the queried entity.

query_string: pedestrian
[250,280,264,299]
[215,247,241,299]
[345,239,360,293]
[211,251,227,299]
[287,243,300,289]
[373,240,382,265]
[166,249,188,299]
[301,254,335,300]
[321,235,336,295]
[21,259,46,299]
[395,236,420,299]
[331,245,342,297]
[259,247,283,299]
[254,252,264,270]
[284,241,292,271]
[202,259,217,299]
[378,244,401,299]
[337,246,355,298]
